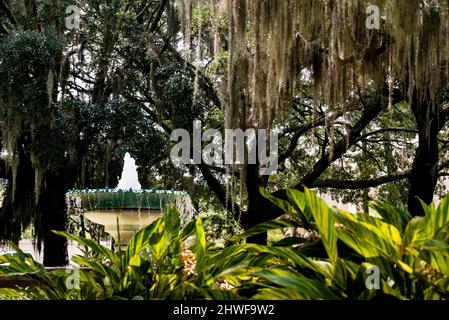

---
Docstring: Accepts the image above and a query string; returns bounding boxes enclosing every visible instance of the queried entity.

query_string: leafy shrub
[2,190,449,300]
[0,206,254,300]
[242,188,449,300]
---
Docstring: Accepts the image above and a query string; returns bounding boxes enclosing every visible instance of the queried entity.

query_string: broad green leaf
[205,244,250,278]
[357,213,402,247]
[260,188,298,215]
[422,239,449,254]
[232,219,299,240]
[420,240,449,276]
[53,231,119,266]
[247,245,319,274]
[286,189,312,224]
[195,218,206,274]
[304,188,338,264]
[425,194,449,238]
[129,255,143,267]
[418,198,436,218]
[254,268,339,300]
[337,228,380,258]
[370,201,411,232]
[423,251,449,277]
[163,205,181,242]
[403,217,427,251]
[71,256,121,285]
[336,210,400,259]
[125,219,160,264]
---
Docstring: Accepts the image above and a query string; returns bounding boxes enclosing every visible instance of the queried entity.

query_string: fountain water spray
[116,153,142,191]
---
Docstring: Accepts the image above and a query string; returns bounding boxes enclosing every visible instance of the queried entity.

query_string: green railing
[66,189,188,210]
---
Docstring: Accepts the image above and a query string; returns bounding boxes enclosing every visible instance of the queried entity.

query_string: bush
[0,206,254,300]
[241,188,449,299]
[1,190,449,300]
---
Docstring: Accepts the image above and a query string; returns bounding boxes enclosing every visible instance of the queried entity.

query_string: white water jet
[116,152,141,190]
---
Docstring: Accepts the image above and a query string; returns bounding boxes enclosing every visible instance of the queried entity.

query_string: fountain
[67,153,193,245]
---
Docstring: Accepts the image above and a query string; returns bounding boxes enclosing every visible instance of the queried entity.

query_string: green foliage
[154,63,208,129]
[0,31,61,117]
[245,188,449,299]
[2,191,449,300]
[198,194,242,244]
[0,206,251,300]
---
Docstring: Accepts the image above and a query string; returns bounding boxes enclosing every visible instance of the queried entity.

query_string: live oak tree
[174,0,449,241]
[101,1,394,242]
[3,0,449,258]
[0,1,77,266]
[87,0,449,242]
[0,0,174,265]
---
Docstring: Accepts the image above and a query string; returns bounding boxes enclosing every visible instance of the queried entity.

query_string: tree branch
[0,20,9,34]
[0,0,17,26]
[311,172,410,189]
[149,0,169,33]
[197,163,241,214]
[355,128,418,142]
[297,98,386,188]
[278,115,328,164]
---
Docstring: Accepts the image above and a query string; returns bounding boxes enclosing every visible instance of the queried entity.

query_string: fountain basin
[67,189,189,245]
[83,209,161,244]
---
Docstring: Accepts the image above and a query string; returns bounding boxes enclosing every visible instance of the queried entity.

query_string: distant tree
[0,0,175,264]
[168,0,449,242]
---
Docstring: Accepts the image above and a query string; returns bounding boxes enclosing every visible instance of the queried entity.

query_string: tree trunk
[408,100,444,216]
[41,173,68,266]
[0,135,36,243]
[242,210,268,244]
[242,164,270,244]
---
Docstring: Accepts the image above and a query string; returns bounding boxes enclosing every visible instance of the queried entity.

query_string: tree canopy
[2,0,449,263]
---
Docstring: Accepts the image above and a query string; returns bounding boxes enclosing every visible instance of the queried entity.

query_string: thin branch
[297,98,387,188]
[355,128,418,142]
[0,20,9,34]
[0,0,17,26]
[149,0,169,33]
[197,163,241,215]
[311,172,410,189]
